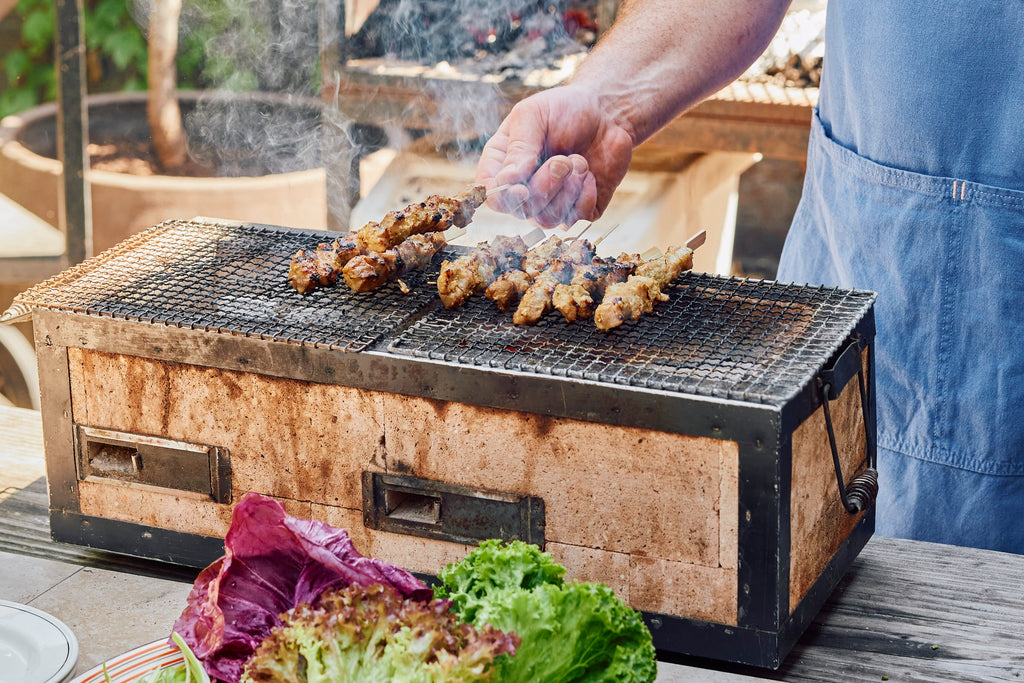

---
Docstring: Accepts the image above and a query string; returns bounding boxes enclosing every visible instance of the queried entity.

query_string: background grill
[12,218,874,405]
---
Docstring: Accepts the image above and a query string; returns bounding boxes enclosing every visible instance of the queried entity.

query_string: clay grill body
[13,218,876,669]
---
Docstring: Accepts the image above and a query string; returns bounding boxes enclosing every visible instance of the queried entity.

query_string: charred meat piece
[342,233,447,293]
[512,258,578,326]
[356,184,486,252]
[520,236,568,279]
[437,234,529,308]
[593,276,667,330]
[288,236,362,295]
[488,234,528,272]
[594,246,694,331]
[485,270,533,313]
[288,249,324,295]
[483,237,598,318]
[635,244,694,283]
[552,255,637,322]
[425,184,487,227]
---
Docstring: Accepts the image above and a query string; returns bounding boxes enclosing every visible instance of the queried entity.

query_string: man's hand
[475,0,790,229]
[475,84,634,228]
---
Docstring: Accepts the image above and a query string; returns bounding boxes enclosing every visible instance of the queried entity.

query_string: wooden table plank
[668,537,1024,681]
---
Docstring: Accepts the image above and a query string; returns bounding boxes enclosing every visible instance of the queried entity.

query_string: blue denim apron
[777,3,1024,553]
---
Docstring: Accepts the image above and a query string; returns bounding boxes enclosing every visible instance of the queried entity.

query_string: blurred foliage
[177,0,320,95]
[2,0,146,117]
[0,0,318,120]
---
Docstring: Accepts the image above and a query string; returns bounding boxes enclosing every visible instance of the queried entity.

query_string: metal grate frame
[12,218,875,405]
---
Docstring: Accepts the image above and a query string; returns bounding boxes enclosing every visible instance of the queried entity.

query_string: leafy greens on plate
[241,582,518,682]
[435,539,658,683]
[171,492,431,682]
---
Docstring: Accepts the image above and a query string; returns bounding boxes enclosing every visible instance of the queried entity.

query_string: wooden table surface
[2,404,1022,682]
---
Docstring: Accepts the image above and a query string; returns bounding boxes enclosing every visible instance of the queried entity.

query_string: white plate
[68,640,182,683]
[0,599,79,683]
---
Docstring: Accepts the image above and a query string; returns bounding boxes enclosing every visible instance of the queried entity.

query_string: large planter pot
[0,91,328,254]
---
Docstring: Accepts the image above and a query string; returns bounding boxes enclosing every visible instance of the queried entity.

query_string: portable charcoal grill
[8,217,878,669]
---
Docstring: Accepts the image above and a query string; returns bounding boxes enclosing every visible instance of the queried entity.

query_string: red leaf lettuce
[172,492,431,682]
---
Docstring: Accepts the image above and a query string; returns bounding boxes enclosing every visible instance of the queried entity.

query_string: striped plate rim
[69,639,183,683]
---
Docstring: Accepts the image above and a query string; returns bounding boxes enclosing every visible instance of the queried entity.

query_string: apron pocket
[779,110,1024,475]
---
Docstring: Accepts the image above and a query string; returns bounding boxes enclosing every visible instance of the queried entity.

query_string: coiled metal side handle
[819,341,879,515]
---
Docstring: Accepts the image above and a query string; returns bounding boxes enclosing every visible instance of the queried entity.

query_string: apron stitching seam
[933,200,961,443]
[817,115,1024,206]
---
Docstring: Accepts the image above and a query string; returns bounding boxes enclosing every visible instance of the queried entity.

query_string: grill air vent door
[362,471,545,547]
[75,425,231,503]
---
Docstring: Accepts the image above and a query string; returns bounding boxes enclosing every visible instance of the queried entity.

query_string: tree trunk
[147,0,187,169]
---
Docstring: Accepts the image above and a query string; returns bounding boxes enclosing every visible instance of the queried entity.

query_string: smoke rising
[134,0,593,223]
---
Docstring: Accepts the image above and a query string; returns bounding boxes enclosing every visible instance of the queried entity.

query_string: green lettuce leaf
[241,582,518,683]
[436,540,657,683]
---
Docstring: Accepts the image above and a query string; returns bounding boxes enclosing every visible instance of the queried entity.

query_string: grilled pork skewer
[511,259,579,325]
[510,240,598,325]
[551,255,639,323]
[486,237,596,313]
[436,234,529,308]
[288,233,363,294]
[356,184,487,252]
[484,270,533,313]
[342,233,448,292]
[594,245,695,331]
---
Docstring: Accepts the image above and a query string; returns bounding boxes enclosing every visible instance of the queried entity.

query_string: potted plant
[0,0,330,254]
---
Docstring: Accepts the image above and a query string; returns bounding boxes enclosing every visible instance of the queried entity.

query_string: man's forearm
[571,0,792,146]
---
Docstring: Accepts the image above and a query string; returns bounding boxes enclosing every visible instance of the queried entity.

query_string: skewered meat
[551,256,638,322]
[343,233,448,292]
[437,234,528,308]
[593,277,667,330]
[519,236,595,278]
[594,246,694,331]
[635,244,694,283]
[288,234,362,294]
[486,237,598,317]
[290,185,487,294]
[356,184,487,252]
[485,270,533,313]
[512,259,578,325]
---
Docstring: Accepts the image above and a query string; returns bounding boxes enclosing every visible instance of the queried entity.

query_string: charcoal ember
[764,53,822,88]
[349,0,598,65]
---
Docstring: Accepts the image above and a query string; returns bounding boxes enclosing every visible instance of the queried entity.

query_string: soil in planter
[88,139,206,176]
[18,96,324,180]
[87,139,274,177]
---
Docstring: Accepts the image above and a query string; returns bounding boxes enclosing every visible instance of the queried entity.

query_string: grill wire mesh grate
[13,218,875,405]
[11,219,443,352]
[387,272,875,405]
